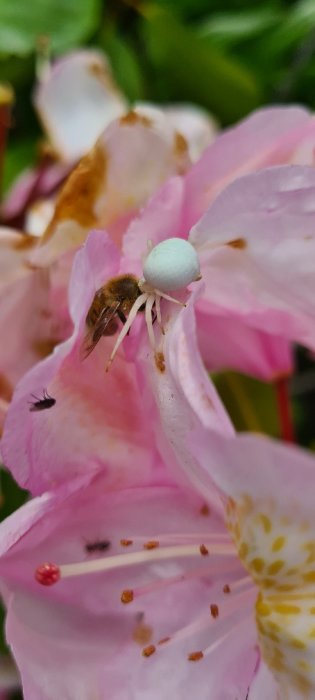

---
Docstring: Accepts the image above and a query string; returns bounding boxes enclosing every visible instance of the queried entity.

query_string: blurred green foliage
[0,0,101,55]
[2,0,315,190]
[2,0,315,139]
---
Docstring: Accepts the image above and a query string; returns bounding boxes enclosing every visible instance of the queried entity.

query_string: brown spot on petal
[174,131,188,157]
[158,637,170,645]
[199,544,209,556]
[42,142,107,243]
[12,234,37,251]
[120,111,152,128]
[226,238,247,250]
[200,503,210,517]
[173,131,189,174]
[188,651,204,662]
[120,539,133,547]
[142,644,156,657]
[88,61,124,101]
[155,351,165,373]
[223,584,231,594]
[121,589,134,604]
[32,339,57,359]
[133,623,153,645]
[0,373,13,402]
[143,540,159,550]
[210,604,219,618]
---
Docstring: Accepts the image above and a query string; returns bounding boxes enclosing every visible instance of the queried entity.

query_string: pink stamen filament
[131,563,241,602]
[52,543,236,580]
[202,617,250,659]
[157,588,255,651]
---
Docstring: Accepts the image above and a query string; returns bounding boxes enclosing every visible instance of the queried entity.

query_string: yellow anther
[251,557,265,573]
[267,560,284,575]
[256,599,271,617]
[271,536,286,552]
[303,571,315,583]
[259,514,272,533]
[273,604,301,615]
[238,541,248,559]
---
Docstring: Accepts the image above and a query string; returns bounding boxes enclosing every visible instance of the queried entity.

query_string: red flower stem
[275,376,295,443]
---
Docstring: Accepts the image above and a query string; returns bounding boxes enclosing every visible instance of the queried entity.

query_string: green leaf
[0,468,28,522]
[269,0,315,55]
[0,0,102,56]
[198,8,281,49]
[213,371,280,438]
[141,9,261,124]
[100,28,145,102]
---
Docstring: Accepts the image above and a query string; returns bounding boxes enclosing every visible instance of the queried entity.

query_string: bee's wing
[81,302,121,360]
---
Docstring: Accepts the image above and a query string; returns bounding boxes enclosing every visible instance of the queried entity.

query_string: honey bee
[83,274,142,358]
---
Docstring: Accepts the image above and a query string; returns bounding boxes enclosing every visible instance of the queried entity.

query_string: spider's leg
[106,293,149,371]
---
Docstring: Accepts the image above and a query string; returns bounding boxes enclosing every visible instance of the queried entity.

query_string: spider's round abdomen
[143,238,200,293]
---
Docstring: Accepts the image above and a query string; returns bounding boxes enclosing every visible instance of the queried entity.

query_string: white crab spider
[106,237,201,370]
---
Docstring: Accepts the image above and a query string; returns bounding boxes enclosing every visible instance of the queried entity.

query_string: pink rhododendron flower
[136,278,315,697]
[5,158,315,488]
[2,49,127,228]
[0,96,193,395]
[2,105,315,415]
[1,300,314,697]
[29,109,315,381]
[1,230,231,495]
[31,106,191,265]
[122,163,315,380]
[0,474,261,700]
[3,49,214,234]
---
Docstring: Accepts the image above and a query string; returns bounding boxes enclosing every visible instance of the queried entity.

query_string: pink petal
[184,106,315,230]
[136,101,218,162]
[191,165,315,353]
[138,287,234,497]
[0,479,256,699]
[248,659,280,699]
[196,308,292,380]
[34,50,127,162]
[1,231,168,493]
[0,228,55,393]
[2,162,70,224]
[122,176,185,276]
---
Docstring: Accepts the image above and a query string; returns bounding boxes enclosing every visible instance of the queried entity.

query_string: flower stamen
[35,542,236,584]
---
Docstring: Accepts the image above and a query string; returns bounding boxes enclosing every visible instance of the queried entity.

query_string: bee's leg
[117,310,127,324]
[117,310,131,336]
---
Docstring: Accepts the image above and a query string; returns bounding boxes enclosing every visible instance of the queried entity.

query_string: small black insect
[85,540,111,554]
[29,390,56,412]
